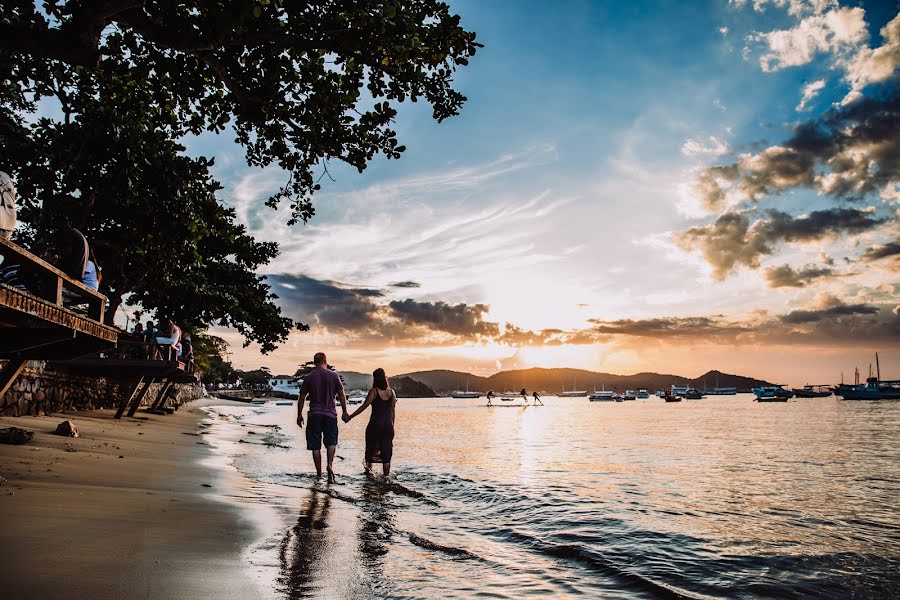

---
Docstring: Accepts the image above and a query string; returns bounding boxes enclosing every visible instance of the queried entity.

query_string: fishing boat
[790,384,832,398]
[559,377,588,397]
[589,389,617,402]
[622,390,637,400]
[684,388,705,400]
[752,385,792,401]
[636,389,650,399]
[833,354,900,400]
[663,390,681,402]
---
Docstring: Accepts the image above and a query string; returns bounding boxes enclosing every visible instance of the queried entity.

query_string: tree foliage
[0,0,478,351]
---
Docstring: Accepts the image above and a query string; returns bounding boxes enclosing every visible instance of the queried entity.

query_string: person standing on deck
[297,352,349,483]
[0,172,15,240]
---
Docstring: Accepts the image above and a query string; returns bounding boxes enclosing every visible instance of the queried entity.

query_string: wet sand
[0,399,265,600]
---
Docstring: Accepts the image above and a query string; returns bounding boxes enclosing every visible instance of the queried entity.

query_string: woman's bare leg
[382,462,391,476]
[364,461,373,477]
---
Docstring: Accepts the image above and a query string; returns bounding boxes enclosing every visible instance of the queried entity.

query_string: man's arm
[297,392,308,427]
[337,388,349,421]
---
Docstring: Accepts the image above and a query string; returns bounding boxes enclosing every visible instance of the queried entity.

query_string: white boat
[636,389,650,399]
[559,377,587,397]
[347,389,366,404]
[707,387,737,395]
[623,390,637,400]
[450,381,481,399]
[655,390,666,398]
[671,384,689,396]
[589,389,617,402]
[498,391,521,400]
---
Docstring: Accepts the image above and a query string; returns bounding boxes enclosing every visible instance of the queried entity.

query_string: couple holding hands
[296,352,397,482]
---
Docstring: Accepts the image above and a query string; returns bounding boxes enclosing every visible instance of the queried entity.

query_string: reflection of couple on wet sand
[297,352,397,482]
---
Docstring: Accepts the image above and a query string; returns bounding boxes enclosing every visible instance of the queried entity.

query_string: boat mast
[876,352,881,381]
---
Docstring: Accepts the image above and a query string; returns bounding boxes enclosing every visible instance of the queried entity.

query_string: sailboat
[450,379,481,399]
[834,354,900,400]
[559,377,587,397]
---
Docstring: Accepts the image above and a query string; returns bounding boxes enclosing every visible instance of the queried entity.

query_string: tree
[0,0,479,350]
[236,367,272,389]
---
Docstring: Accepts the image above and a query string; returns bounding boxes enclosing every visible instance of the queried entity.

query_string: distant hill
[399,367,773,394]
[339,371,372,391]
[391,376,437,398]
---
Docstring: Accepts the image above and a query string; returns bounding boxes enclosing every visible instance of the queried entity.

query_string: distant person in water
[345,368,397,477]
[486,390,495,406]
[533,390,543,405]
[520,388,528,405]
[297,352,349,483]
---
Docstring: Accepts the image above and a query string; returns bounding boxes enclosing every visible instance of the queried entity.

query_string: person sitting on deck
[132,322,144,337]
[152,318,182,360]
[81,246,101,291]
[180,333,194,368]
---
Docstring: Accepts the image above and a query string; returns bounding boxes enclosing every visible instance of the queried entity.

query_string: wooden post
[127,377,157,417]
[115,376,144,419]
[149,380,173,412]
[0,358,27,400]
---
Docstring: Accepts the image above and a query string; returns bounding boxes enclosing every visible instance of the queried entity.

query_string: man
[297,352,349,483]
[0,171,15,240]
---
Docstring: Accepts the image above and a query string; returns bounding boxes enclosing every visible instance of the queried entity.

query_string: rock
[0,427,34,445]
[54,420,79,438]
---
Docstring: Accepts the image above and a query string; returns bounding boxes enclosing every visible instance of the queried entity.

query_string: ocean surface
[200,395,900,599]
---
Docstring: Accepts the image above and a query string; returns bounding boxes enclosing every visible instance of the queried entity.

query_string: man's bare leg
[312,450,323,479]
[326,445,337,483]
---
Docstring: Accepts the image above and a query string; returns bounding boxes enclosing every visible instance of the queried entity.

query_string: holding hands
[342,411,352,423]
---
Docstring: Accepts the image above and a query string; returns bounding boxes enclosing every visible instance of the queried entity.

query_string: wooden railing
[0,235,106,322]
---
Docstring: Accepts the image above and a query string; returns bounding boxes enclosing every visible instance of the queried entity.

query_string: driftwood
[0,427,34,444]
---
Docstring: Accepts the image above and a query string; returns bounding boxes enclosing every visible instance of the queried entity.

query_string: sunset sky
[179,0,898,384]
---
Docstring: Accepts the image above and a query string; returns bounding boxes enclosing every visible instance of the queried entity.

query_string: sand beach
[0,399,264,600]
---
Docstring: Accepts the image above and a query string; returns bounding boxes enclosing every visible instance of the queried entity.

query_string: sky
[181,0,898,384]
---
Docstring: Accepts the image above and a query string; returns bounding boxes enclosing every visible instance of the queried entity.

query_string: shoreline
[0,399,269,600]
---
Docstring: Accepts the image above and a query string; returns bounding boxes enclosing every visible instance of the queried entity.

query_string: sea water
[201,395,900,599]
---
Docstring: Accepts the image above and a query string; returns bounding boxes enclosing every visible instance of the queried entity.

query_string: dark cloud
[586,316,750,340]
[764,264,836,288]
[693,88,900,210]
[861,241,900,264]
[387,299,500,337]
[389,281,422,288]
[265,274,383,331]
[677,208,885,279]
[780,302,879,324]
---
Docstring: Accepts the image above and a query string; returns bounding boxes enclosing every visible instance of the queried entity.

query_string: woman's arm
[348,388,376,420]
[391,389,398,425]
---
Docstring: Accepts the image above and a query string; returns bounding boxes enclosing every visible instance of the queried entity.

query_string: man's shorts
[306,414,339,450]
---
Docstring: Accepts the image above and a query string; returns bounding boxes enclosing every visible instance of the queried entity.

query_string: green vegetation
[0,1,479,351]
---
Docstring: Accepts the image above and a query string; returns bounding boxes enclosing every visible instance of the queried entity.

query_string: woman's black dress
[365,389,395,464]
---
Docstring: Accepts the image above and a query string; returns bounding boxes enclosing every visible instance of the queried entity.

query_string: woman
[346,368,396,477]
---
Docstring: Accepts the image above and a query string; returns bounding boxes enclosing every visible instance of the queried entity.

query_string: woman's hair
[373,368,388,390]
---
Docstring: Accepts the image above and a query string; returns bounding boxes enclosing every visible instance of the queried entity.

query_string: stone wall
[0,360,204,417]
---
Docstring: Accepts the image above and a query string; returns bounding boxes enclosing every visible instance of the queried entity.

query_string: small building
[269,375,299,389]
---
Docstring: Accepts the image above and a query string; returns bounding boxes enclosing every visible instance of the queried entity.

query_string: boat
[684,388,705,400]
[347,389,366,404]
[790,384,832,398]
[752,385,792,401]
[589,388,617,402]
[655,390,666,398]
[498,391,521,401]
[559,377,588,397]
[636,389,650,399]
[250,398,267,405]
[707,387,737,395]
[833,355,900,400]
[275,400,293,406]
[450,380,481,399]
[622,390,637,400]
[671,384,689,396]
[663,390,681,402]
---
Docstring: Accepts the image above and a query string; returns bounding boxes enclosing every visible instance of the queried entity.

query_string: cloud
[740,3,899,105]
[780,295,879,323]
[389,281,422,288]
[796,79,826,111]
[861,241,900,263]
[387,299,500,338]
[688,90,900,210]
[264,274,384,331]
[586,316,751,340]
[764,263,835,287]
[681,136,730,157]
[676,208,884,279]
